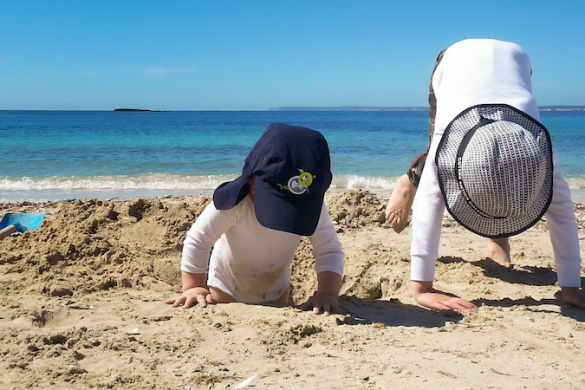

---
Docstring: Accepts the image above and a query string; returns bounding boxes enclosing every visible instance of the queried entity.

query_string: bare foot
[486,237,511,268]
[385,174,416,233]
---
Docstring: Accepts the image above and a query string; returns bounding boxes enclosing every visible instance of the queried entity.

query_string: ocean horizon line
[2,105,585,112]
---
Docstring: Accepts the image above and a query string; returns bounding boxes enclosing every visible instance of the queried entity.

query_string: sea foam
[0,174,238,191]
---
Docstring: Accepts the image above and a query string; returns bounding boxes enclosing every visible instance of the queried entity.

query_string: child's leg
[486,237,511,267]
[386,174,417,233]
[275,284,293,305]
[386,51,445,234]
[209,286,237,303]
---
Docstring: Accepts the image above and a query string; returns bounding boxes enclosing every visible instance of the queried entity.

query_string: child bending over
[166,123,344,315]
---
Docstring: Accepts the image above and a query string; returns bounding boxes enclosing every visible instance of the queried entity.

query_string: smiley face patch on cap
[285,170,315,195]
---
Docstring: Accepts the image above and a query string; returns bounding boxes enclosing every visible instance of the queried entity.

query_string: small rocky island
[113,108,169,112]
[114,108,152,112]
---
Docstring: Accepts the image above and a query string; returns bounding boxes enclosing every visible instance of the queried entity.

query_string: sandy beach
[1,190,584,389]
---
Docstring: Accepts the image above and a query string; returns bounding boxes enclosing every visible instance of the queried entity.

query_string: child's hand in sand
[165,287,214,309]
[560,287,585,309]
[412,281,477,312]
[300,271,343,315]
[299,292,340,316]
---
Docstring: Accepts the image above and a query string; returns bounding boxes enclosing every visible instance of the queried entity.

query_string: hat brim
[436,104,553,238]
[213,169,254,210]
[253,179,324,236]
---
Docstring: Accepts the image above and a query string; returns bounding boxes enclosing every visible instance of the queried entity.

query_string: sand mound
[1,191,396,304]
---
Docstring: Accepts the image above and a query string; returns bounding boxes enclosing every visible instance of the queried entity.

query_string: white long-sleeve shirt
[181,195,345,303]
[410,39,582,287]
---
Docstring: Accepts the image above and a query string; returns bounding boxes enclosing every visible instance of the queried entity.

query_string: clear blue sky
[1,0,584,110]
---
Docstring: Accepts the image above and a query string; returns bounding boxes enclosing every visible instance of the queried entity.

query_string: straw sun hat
[436,104,553,238]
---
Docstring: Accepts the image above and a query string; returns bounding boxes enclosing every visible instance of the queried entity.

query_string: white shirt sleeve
[410,136,446,282]
[309,203,345,276]
[181,201,236,274]
[546,154,582,287]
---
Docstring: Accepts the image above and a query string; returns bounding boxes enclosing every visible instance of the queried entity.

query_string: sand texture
[1,190,584,389]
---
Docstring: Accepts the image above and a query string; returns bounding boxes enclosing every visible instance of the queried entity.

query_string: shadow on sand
[332,295,464,328]
[472,294,585,321]
[333,294,585,325]
[438,256,560,286]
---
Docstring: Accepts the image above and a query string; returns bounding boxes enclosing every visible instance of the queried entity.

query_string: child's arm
[167,201,236,308]
[165,271,213,308]
[303,203,345,315]
[411,280,477,311]
[300,271,342,316]
[410,142,473,310]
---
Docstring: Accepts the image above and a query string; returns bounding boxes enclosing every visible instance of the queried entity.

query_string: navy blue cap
[213,123,332,236]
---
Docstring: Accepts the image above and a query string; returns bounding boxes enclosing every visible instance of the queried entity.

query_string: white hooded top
[410,39,582,287]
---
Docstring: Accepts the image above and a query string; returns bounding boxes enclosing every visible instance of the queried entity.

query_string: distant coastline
[269,105,585,112]
[539,105,585,111]
[269,106,428,112]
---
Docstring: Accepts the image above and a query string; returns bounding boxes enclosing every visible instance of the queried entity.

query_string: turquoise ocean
[1,110,584,202]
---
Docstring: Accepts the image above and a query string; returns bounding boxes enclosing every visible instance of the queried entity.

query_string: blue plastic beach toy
[0,212,45,240]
